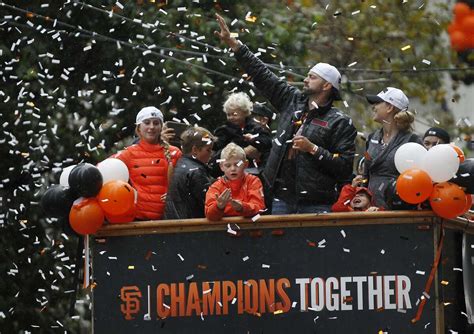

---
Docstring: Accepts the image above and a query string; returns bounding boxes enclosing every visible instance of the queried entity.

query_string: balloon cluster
[394,143,473,219]
[448,2,474,51]
[41,159,136,235]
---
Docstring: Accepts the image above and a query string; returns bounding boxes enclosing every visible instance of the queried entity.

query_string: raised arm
[214,14,300,113]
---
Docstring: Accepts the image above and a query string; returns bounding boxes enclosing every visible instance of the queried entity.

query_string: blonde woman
[362,87,423,209]
[113,107,182,220]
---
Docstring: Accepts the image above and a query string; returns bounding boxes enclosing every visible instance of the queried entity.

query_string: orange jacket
[331,184,379,212]
[205,174,265,221]
[114,140,181,220]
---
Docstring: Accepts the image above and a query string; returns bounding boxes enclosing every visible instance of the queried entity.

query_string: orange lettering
[202,281,221,316]
[186,282,202,316]
[275,278,291,312]
[237,280,244,314]
[156,283,170,318]
[259,279,275,313]
[222,280,236,315]
[170,283,185,317]
[244,280,259,313]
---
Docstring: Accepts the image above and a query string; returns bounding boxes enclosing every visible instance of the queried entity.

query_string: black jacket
[164,156,214,219]
[210,117,272,176]
[235,44,357,204]
[213,117,272,154]
[364,129,422,209]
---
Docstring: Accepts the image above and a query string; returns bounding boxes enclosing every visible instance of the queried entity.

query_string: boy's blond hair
[220,142,246,161]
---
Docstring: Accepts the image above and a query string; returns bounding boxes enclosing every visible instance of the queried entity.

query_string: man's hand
[214,14,240,51]
[216,188,232,210]
[292,135,317,153]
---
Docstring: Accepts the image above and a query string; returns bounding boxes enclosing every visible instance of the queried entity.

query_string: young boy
[331,175,380,212]
[210,92,272,176]
[164,127,215,219]
[205,143,265,221]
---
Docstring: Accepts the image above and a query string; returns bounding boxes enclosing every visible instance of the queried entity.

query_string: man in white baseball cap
[215,14,357,215]
[366,87,409,111]
[308,62,342,101]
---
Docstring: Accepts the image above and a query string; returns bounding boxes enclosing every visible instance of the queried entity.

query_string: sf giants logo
[120,286,142,320]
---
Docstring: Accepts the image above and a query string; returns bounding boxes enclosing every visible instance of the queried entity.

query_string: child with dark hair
[164,127,215,219]
[423,127,451,150]
[252,102,274,129]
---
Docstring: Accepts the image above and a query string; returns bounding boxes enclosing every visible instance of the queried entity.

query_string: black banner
[93,222,437,333]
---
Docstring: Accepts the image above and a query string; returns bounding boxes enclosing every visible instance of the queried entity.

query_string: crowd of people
[107,15,460,222]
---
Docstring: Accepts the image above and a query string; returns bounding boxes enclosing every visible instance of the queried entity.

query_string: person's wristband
[310,144,319,155]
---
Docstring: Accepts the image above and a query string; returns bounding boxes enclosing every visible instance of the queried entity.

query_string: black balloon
[68,163,103,198]
[41,185,76,218]
[451,159,474,194]
[384,180,419,210]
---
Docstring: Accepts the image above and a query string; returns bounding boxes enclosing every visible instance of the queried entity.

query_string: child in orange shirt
[205,143,265,221]
[332,175,380,212]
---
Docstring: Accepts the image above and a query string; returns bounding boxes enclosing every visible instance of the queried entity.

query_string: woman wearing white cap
[362,87,422,209]
[113,106,182,220]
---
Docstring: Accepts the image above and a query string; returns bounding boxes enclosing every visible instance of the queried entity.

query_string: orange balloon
[430,182,467,219]
[106,203,136,224]
[447,22,461,34]
[461,14,474,32]
[453,3,471,20]
[468,33,474,48]
[450,144,465,163]
[396,168,433,204]
[450,30,469,51]
[98,181,136,216]
[69,198,104,235]
[463,194,473,214]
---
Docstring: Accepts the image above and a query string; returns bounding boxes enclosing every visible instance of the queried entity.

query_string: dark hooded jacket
[164,156,214,219]
[363,129,423,209]
[234,44,357,204]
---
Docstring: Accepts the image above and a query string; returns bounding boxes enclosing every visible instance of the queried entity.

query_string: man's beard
[302,85,319,97]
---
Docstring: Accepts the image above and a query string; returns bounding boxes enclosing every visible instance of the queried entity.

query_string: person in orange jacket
[331,175,380,212]
[113,106,182,220]
[205,143,265,221]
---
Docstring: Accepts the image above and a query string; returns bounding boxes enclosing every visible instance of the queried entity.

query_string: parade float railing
[91,211,474,334]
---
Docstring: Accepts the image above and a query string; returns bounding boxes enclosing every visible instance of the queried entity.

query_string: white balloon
[97,158,129,183]
[59,165,76,187]
[394,142,427,173]
[422,144,460,183]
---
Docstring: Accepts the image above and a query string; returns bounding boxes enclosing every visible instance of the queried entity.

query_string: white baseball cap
[366,87,409,111]
[135,106,164,124]
[309,63,342,100]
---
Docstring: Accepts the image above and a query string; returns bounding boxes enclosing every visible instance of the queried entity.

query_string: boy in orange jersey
[205,143,265,221]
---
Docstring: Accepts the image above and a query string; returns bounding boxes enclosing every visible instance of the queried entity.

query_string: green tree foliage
[0,0,460,332]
